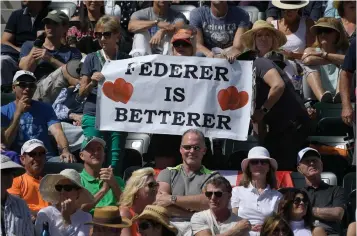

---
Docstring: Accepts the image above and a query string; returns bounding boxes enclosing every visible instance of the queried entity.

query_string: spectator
[134,205,179,236]
[19,10,82,103]
[35,169,94,236]
[171,26,197,56]
[231,146,282,236]
[240,21,310,170]
[191,176,251,236]
[79,16,130,176]
[79,136,125,215]
[340,38,356,164]
[266,0,325,22]
[7,139,50,220]
[189,1,250,61]
[302,17,349,103]
[332,1,356,42]
[67,1,105,54]
[324,0,339,18]
[1,155,34,235]
[119,168,158,236]
[52,59,85,153]
[1,70,76,162]
[278,189,327,236]
[347,222,356,236]
[260,214,294,236]
[87,206,132,235]
[156,129,219,236]
[128,0,186,57]
[1,1,50,86]
[297,147,346,235]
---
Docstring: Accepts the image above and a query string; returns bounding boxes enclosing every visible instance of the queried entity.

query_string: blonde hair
[251,29,281,52]
[119,167,155,207]
[312,17,349,52]
[95,15,121,34]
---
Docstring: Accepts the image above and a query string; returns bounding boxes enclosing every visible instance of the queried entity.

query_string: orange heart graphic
[102,78,133,104]
[217,86,249,111]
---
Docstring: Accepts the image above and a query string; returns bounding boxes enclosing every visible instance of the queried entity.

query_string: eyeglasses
[316,28,336,35]
[205,191,225,198]
[94,31,112,39]
[138,221,152,231]
[173,41,192,48]
[26,151,46,157]
[272,227,290,235]
[146,182,159,189]
[293,197,309,205]
[55,184,80,192]
[181,145,201,151]
[15,82,37,89]
[250,159,270,165]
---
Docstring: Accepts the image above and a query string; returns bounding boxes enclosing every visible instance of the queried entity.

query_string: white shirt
[290,220,312,236]
[231,184,282,236]
[34,206,92,236]
[191,209,242,236]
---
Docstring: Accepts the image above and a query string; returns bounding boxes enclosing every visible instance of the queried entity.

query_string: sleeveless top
[271,17,307,53]
[129,207,140,236]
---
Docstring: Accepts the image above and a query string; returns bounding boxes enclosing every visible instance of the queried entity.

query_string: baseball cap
[66,59,83,79]
[13,70,37,83]
[43,10,69,25]
[171,28,196,46]
[21,139,47,155]
[81,136,106,151]
[297,147,321,163]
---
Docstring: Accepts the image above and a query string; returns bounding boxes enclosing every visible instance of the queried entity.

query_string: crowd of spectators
[0,0,356,235]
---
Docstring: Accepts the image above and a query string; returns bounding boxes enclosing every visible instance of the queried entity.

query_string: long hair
[146,219,176,236]
[119,167,155,207]
[239,162,277,189]
[278,189,313,230]
[312,17,349,53]
[252,29,282,53]
[79,1,105,32]
[260,213,294,236]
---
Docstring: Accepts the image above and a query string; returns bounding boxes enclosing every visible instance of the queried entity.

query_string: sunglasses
[55,184,80,192]
[26,151,46,157]
[205,191,225,198]
[15,82,37,89]
[316,28,336,35]
[173,41,192,48]
[138,221,152,231]
[146,182,159,189]
[293,197,309,205]
[181,145,201,151]
[250,159,270,165]
[94,31,112,39]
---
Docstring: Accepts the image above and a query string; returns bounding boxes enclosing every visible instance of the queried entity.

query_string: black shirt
[304,181,346,235]
[342,38,356,74]
[253,57,309,131]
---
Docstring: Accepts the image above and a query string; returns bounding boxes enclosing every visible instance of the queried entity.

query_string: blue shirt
[19,41,82,80]
[189,6,250,50]
[1,100,59,156]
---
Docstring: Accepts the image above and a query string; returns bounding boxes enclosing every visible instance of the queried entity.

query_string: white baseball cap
[297,147,321,163]
[13,70,37,83]
[21,139,47,155]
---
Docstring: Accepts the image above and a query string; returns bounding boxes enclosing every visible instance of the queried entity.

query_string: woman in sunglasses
[35,169,94,236]
[231,146,282,236]
[278,189,327,236]
[260,213,294,236]
[79,15,131,176]
[119,168,159,236]
[302,17,349,103]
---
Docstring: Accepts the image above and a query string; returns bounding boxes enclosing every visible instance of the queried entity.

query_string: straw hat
[133,205,178,234]
[272,0,309,10]
[310,18,341,35]
[86,206,132,228]
[241,146,278,172]
[241,20,287,50]
[1,155,25,177]
[39,169,94,204]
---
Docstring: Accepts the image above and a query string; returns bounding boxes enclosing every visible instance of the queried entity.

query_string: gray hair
[181,129,206,147]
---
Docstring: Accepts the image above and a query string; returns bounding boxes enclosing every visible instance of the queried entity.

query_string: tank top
[271,17,307,53]
[129,207,140,236]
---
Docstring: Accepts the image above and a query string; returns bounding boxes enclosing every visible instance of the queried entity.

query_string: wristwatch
[171,195,177,205]
[260,106,270,114]
[322,51,328,59]
[154,19,160,25]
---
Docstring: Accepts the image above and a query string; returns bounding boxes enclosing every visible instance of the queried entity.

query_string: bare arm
[196,29,214,57]
[48,123,70,150]
[312,226,327,236]
[19,48,37,72]
[81,184,109,212]
[1,32,21,51]
[340,70,353,109]
[3,110,22,147]
[194,219,250,236]
[262,68,286,110]
[175,194,209,212]
[128,19,157,33]
[119,207,133,236]
[230,27,248,55]
[166,205,194,218]
[313,207,345,222]
[232,207,238,215]
[79,75,96,97]
[302,48,345,66]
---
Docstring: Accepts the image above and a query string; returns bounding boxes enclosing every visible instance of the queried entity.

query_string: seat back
[238,6,259,24]
[291,171,338,188]
[221,135,258,156]
[321,172,337,186]
[1,9,14,24]
[49,1,77,17]
[125,133,151,156]
[1,0,22,10]
[43,162,84,175]
[170,5,196,21]
[343,172,356,198]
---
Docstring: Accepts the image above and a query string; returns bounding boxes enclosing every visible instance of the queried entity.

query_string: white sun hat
[39,169,94,204]
[241,146,278,172]
[272,0,309,10]
[1,155,25,177]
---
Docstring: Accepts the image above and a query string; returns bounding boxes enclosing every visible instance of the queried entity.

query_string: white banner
[96,55,253,141]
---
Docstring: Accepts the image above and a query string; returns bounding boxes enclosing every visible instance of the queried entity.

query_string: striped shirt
[1,193,34,236]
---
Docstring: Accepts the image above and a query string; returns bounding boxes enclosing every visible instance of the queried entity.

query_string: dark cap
[43,10,69,25]
[66,60,83,79]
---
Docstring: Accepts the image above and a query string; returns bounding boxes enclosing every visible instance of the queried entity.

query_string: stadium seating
[170,5,196,22]
[238,6,261,24]
[43,162,84,175]
[125,133,151,157]
[48,1,77,18]
[1,9,13,24]
[290,171,338,188]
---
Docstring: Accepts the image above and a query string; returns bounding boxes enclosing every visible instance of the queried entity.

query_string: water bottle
[292,75,303,94]
[41,222,50,236]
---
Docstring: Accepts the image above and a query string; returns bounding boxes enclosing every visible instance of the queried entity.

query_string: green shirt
[80,169,125,215]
